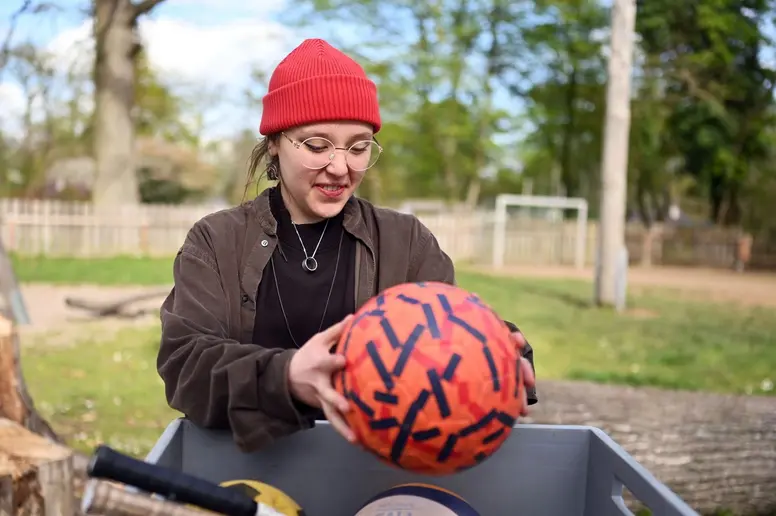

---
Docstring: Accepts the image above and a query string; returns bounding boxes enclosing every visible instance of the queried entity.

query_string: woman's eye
[304,143,328,153]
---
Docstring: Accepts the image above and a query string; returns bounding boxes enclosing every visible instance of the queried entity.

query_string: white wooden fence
[0,198,597,267]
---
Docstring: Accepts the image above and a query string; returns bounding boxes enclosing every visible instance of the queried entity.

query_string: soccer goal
[491,194,589,270]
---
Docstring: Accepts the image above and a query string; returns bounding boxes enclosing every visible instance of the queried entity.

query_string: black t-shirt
[252,188,356,420]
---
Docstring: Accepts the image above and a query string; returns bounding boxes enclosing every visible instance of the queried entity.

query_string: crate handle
[586,429,699,516]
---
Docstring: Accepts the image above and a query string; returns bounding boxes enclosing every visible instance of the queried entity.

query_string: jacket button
[241,294,250,304]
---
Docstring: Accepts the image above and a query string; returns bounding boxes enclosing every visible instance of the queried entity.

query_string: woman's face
[269,121,377,224]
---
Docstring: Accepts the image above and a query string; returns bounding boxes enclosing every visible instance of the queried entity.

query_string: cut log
[528,379,776,515]
[64,289,169,319]
[0,417,75,515]
[0,316,60,442]
[82,480,212,515]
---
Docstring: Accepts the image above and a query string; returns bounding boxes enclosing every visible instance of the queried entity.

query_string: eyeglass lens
[299,137,381,171]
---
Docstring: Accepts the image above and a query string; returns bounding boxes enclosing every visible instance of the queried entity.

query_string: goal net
[490,194,589,270]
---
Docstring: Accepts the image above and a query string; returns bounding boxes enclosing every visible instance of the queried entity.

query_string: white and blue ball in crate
[354,483,480,515]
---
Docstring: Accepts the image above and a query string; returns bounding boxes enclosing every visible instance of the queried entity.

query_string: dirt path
[467,265,776,308]
[15,264,776,341]
[17,284,170,344]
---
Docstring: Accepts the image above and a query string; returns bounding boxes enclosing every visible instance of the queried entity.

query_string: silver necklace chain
[270,229,344,348]
[292,218,329,272]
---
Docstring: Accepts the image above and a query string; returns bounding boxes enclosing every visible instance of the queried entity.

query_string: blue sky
[4,0,776,144]
[0,0,291,44]
[0,0,311,138]
[0,0,539,142]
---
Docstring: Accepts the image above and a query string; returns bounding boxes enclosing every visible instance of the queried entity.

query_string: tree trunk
[0,316,60,442]
[527,379,776,515]
[92,0,140,206]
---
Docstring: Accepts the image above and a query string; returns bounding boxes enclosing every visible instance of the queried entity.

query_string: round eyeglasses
[282,132,383,171]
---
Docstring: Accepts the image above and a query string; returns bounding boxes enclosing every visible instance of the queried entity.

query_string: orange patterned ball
[333,281,524,475]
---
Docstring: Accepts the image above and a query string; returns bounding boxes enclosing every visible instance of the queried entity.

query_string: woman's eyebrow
[294,130,374,141]
[295,129,325,139]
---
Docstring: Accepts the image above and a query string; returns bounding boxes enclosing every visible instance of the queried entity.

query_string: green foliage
[277,0,776,233]
[0,42,209,203]
[279,0,528,205]
[634,0,776,227]
[2,0,776,234]
[134,49,198,145]
[137,167,202,204]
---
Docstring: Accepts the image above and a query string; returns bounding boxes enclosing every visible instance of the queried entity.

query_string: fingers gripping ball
[333,281,524,475]
[354,483,480,515]
[220,480,305,516]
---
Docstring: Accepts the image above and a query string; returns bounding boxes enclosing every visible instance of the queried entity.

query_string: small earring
[267,162,279,181]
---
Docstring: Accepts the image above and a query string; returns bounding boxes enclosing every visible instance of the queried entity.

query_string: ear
[268,136,279,157]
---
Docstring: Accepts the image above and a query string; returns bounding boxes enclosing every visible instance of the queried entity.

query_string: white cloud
[44,14,296,89]
[45,21,92,77]
[1,11,302,139]
[136,16,299,138]
[139,17,295,87]
[0,82,26,135]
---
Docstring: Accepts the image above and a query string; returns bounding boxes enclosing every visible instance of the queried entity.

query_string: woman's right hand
[287,314,356,443]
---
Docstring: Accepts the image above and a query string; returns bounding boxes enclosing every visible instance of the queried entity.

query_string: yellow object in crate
[220,479,305,516]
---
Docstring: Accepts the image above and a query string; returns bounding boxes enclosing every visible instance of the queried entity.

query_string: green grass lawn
[22,325,180,456]
[461,273,775,396]
[18,257,776,458]
[11,254,175,285]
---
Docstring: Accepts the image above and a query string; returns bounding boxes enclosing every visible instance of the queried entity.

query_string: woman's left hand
[510,330,536,416]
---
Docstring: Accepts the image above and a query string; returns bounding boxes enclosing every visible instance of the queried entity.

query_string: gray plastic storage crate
[145,418,698,516]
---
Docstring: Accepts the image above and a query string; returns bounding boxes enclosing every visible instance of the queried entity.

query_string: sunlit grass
[20,260,776,459]
[12,254,174,285]
[22,324,179,456]
[459,271,775,397]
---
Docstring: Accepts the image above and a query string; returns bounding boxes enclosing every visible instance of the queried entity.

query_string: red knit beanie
[259,39,382,136]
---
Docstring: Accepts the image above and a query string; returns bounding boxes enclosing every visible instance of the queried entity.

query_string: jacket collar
[251,186,373,250]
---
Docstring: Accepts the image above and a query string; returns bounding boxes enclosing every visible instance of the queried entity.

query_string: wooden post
[0,418,75,515]
[0,234,30,325]
[735,233,753,272]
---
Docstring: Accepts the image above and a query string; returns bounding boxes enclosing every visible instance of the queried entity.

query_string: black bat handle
[87,445,257,516]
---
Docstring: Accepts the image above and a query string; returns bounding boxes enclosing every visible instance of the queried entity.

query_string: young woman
[156,38,537,453]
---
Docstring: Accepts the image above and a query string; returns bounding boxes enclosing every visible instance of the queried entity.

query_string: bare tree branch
[0,1,58,82]
[131,0,165,21]
[0,0,33,81]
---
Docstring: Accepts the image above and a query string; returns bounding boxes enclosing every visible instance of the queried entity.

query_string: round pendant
[302,257,318,272]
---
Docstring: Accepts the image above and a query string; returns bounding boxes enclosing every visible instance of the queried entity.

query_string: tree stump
[0,418,75,515]
[0,315,60,442]
[0,307,73,515]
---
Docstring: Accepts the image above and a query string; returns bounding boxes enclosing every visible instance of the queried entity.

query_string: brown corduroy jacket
[157,187,537,452]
